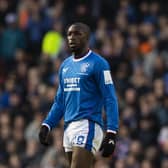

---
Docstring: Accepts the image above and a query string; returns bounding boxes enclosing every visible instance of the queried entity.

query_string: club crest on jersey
[80,63,89,73]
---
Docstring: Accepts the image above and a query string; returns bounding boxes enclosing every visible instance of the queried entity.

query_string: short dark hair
[70,22,91,39]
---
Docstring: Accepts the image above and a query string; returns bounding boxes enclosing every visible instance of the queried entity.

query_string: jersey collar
[73,50,92,62]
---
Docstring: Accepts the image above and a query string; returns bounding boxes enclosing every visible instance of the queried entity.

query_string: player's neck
[73,48,90,59]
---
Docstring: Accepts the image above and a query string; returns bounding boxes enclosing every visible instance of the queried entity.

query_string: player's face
[67,25,88,53]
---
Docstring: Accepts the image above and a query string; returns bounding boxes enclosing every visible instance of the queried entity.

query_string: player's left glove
[100,132,116,157]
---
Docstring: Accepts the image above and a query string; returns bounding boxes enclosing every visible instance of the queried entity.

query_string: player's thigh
[71,146,94,168]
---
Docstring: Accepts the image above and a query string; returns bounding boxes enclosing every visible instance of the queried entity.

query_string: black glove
[39,125,50,146]
[100,132,116,157]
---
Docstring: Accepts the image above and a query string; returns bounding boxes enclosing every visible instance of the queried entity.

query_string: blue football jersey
[43,50,119,132]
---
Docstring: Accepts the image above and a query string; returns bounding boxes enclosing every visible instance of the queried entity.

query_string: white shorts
[63,119,104,155]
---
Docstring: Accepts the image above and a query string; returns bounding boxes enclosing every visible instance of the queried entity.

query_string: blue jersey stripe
[85,121,95,151]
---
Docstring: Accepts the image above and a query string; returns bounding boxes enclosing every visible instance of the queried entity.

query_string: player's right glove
[100,132,116,157]
[39,125,50,146]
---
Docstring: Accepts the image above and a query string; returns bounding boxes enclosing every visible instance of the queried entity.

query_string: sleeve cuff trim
[42,123,51,131]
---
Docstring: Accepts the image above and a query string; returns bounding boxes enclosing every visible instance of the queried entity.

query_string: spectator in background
[0,13,26,63]
[41,20,64,60]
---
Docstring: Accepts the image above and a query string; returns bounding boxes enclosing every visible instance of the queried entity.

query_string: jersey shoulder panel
[59,55,73,70]
[61,55,73,66]
[90,51,110,68]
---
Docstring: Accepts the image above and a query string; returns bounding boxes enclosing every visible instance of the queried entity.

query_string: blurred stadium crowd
[0,0,168,167]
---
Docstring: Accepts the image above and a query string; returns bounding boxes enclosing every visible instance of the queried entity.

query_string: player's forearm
[43,102,64,129]
[105,100,119,132]
[104,88,119,132]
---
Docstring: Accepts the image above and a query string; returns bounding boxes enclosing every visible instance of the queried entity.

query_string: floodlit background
[0,0,168,167]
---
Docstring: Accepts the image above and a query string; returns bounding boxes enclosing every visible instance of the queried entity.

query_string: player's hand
[100,132,116,157]
[39,125,50,146]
